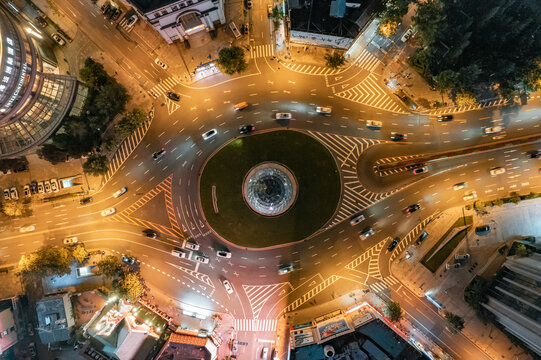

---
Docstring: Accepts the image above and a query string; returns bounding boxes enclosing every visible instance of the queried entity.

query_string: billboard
[317,318,352,342]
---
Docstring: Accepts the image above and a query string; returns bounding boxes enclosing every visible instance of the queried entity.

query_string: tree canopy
[96,255,122,278]
[324,52,346,69]
[82,154,109,176]
[376,0,411,37]
[117,271,145,302]
[117,108,147,138]
[383,301,403,322]
[18,246,72,277]
[444,311,465,332]
[411,0,541,97]
[217,47,248,75]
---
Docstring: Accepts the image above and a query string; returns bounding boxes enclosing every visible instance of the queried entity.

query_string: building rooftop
[35,293,75,344]
[155,332,215,360]
[129,0,174,13]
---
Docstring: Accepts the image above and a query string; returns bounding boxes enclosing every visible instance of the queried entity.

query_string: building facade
[0,3,78,158]
[129,0,225,44]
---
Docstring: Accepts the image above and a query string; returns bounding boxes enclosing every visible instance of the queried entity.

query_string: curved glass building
[0,3,78,158]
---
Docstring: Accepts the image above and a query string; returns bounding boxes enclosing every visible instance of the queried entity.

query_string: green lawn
[421,216,472,273]
[199,130,341,248]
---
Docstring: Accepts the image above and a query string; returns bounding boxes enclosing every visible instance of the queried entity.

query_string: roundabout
[199,130,341,248]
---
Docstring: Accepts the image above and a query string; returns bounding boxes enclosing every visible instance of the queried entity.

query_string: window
[172,5,178,10]
[179,2,186,8]
[7,47,14,55]
[5,66,12,75]
[153,12,160,18]
[187,0,193,5]
[7,38,13,45]
[45,316,51,325]
[161,10,168,15]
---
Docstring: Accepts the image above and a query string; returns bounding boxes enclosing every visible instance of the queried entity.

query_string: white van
[229,22,241,39]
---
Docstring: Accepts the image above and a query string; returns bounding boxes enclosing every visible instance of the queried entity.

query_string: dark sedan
[404,203,421,214]
[388,237,400,251]
[239,124,255,134]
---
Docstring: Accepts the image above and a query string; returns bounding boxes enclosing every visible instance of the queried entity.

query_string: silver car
[202,129,217,140]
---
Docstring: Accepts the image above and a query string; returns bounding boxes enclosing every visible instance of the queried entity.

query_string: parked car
[455,253,470,260]
[366,120,382,128]
[453,182,467,190]
[489,167,506,176]
[446,263,461,270]
[10,187,18,200]
[171,248,186,258]
[413,167,428,175]
[239,124,255,134]
[3,189,9,201]
[24,185,31,198]
[113,187,128,198]
[349,214,365,226]
[37,182,45,194]
[34,16,48,27]
[400,28,413,42]
[278,264,294,275]
[390,132,407,141]
[122,255,135,264]
[51,33,65,46]
[463,191,477,201]
[245,0,253,9]
[63,236,78,245]
[475,225,490,234]
[44,180,51,193]
[234,101,249,110]
[275,113,292,120]
[217,250,232,258]
[222,279,234,294]
[241,23,249,35]
[111,8,122,21]
[153,148,166,160]
[154,58,168,69]
[50,179,59,193]
[185,241,200,251]
[316,106,332,114]
[416,231,428,245]
[267,4,273,17]
[101,207,116,217]
[484,126,503,134]
[202,129,217,140]
[404,203,421,214]
[166,91,180,101]
[359,227,375,240]
[194,255,209,264]
[387,237,400,251]
[20,225,36,233]
[437,115,453,121]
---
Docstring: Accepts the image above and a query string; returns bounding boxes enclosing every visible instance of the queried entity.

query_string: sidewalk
[391,200,541,360]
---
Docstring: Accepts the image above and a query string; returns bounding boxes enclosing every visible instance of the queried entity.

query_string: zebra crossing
[389,212,440,261]
[307,131,396,225]
[351,48,381,72]
[284,275,340,313]
[335,73,406,114]
[345,239,385,271]
[234,319,277,332]
[426,98,510,115]
[369,275,400,293]
[148,76,180,97]
[250,44,274,59]
[103,116,153,184]
[242,283,289,319]
[283,62,340,76]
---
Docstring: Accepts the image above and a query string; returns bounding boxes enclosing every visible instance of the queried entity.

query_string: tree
[83,154,109,176]
[433,69,461,93]
[72,245,89,264]
[79,58,109,89]
[515,244,531,257]
[324,52,346,70]
[473,200,485,212]
[376,0,412,37]
[444,311,465,332]
[3,201,24,217]
[492,198,504,206]
[455,90,477,107]
[217,47,248,75]
[37,144,69,164]
[118,271,144,302]
[18,246,72,277]
[383,301,403,322]
[96,255,122,278]
[117,108,147,138]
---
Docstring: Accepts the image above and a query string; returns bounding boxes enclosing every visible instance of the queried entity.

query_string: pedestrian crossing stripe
[369,275,400,293]
[345,240,386,271]
[424,98,510,115]
[242,283,288,319]
[148,76,181,98]
[234,319,277,332]
[103,117,153,184]
[105,174,184,239]
[283,62,339,76]
[389,212,440,261]
[352,48,381,72]
[283,275,340,313]
[334,73,407,114]
[250,44,274,59]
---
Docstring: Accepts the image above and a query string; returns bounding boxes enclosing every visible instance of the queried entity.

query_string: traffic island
[199,130,341,248]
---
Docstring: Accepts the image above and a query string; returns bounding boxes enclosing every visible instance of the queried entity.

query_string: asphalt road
[4,2,541,359]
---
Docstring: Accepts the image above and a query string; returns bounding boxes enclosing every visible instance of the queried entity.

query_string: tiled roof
[169,333,207,347]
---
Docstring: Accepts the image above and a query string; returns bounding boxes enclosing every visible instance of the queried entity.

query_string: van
[229,22,241,39]
[171,248,186,258]
[455,253,470,260]
[234,101,248,110]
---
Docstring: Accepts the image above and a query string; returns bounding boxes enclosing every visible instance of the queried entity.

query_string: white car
[463,191,477,201]
[51,33,65,46]
[217,250,232,258]
[484,126,503,134]
[20,225,35,233]
[10,187,18,200]
[101,207,116,216]
[3,189,9,201]
[63,236,78,245]
[202,129,217,140]
[50,179,59,193]
[316,106,332,114]
[37,182,44,194]
[275,113,292,120]
[171,248,186,258]
[222,279,234,294]
[24,185,31,198]
[453,182,467,190]
[359,227,375,240]
[194,255,209,264]
[44,181,52,193]
[401,28,413,42]
[185,241,200,251]
[113,187,128,198]
[278,264,294,275]
[490,167,506,176]
[349,214,365,226]
[154,58,168,69]
[366,120,382,128]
